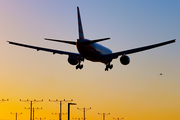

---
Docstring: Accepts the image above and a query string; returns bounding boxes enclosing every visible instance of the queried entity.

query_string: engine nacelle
[68,57,79,65]
[120,55,130,65]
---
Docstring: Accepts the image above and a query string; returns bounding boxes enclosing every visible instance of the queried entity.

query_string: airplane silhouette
[8,7,176,71]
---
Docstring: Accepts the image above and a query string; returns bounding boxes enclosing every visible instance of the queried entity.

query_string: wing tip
[7,41,12,44]
[171,38,176,43]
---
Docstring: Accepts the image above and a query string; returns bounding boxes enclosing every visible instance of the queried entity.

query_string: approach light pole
[113,117,124,120]
[52,112,67,120]
[68,102,76,120]
[77,107,91,120]
[10,112,22,120]
[72,118,84,120]
[35,117,46,120]
[20,99,43,120]
[25,107,42,120]
[0,99,9,103]
[98,113,110,120]
[49,99,73,120]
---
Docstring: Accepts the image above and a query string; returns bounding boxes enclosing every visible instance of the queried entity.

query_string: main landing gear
[76,61,83,70]
[105,63,113,71]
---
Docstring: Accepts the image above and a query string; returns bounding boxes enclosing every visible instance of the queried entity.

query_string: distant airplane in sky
[8,7,176,71]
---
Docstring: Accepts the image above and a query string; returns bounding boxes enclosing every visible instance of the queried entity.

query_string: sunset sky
[0,1,180,120]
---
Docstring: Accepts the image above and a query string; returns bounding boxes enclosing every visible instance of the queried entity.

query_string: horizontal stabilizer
[45,38,76,45]
[84,38,110,45]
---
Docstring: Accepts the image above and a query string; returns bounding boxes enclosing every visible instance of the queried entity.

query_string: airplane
[8,7,176,71]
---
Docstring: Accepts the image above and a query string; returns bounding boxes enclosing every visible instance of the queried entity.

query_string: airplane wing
[102,39,176,60]
[7,41,83,60]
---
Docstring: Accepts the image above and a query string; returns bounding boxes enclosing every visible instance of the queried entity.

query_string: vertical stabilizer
[77,7,84,39]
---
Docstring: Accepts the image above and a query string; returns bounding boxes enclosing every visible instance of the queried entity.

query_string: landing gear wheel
[110,64,113,69]
[105,63,113,71]
[80,65,83,69]
[105,68,108,71]
[76,65,79,69]
[76,62,83,70]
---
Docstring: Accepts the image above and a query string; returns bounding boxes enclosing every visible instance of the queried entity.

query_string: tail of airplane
[45,7,110,45]
[77,7,85,39]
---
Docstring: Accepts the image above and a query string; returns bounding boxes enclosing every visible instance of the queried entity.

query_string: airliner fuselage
[76,39,112,63]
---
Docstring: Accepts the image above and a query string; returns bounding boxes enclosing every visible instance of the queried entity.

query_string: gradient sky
[0,1,180,120]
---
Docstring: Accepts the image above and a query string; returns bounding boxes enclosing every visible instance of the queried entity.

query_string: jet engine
[68,56,79,65]
[120,55,130,65]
